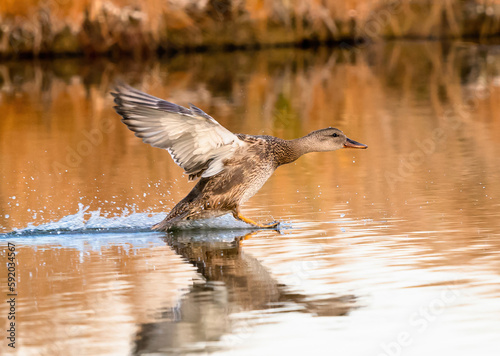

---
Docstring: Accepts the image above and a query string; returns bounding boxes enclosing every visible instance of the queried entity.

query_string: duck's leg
[232,210,279,228]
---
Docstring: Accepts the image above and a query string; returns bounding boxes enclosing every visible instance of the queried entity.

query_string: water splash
[4,203,164,236]
[3,203,280,237]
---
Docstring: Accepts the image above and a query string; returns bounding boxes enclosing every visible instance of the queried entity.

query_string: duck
[112,85,367,231]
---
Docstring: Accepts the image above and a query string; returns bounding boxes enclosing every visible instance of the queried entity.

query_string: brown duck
[112,85,367,231]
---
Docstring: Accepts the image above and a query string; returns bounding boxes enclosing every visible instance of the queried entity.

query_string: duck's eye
[332,133,338,137]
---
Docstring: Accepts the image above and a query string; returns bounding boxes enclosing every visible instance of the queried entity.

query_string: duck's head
[305,127,367,152]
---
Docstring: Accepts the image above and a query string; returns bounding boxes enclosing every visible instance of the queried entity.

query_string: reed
[0,1,499,57]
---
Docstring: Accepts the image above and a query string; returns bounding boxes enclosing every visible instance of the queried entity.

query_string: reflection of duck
[112,85,367,231]
[134,230,357,354]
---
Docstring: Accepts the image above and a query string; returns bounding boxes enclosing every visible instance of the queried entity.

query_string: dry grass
[0,1,499,57]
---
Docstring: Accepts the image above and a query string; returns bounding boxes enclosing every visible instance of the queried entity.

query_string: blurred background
[1,1,500,356]
[0,0,499,58]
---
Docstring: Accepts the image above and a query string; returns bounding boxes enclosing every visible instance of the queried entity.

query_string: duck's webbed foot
[232,210,280,229]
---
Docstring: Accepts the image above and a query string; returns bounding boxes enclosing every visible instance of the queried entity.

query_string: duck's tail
[152,211,190,231]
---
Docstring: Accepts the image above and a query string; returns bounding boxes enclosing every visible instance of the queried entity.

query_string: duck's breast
[238,161,275,205]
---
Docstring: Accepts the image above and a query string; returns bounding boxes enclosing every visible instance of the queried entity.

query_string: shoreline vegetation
[0,0,499,59]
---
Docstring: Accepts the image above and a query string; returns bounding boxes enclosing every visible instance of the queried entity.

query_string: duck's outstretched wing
[112,85,245,181]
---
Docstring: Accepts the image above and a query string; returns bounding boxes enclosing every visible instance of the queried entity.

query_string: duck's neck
[277,135,315,165]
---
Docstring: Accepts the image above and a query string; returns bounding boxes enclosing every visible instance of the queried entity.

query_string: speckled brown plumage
[112,85,367,231]
[152,134,284,230]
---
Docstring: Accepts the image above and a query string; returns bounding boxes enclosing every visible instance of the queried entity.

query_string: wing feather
[112,84,245,180]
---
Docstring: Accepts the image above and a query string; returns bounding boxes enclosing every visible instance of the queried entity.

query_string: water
[1,41,500,355]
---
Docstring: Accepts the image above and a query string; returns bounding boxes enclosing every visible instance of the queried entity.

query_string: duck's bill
[344,138,368,149]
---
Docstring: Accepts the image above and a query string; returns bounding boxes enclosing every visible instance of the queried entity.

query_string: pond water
[1,41,500,355]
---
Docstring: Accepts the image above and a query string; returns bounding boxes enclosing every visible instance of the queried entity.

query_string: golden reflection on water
[1,42,500,355]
